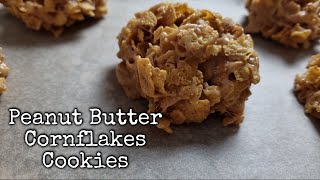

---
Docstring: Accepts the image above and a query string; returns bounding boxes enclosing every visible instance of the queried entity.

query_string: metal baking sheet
[0,0,319,179]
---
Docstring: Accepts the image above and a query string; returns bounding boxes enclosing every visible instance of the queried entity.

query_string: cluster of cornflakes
[246,0,320,48]
[0,0,108,37]
[116,3,260,133]
[295,54,320,118]
[0,48,9,94]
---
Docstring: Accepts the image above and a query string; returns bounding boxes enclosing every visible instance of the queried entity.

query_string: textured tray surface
[0,0,319,179]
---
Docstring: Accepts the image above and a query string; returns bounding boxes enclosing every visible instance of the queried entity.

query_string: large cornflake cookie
[116,3,260,133]
[295,54,320,119]
[0,48,9,94]
[0,0,107,37]
[246,0,320,48]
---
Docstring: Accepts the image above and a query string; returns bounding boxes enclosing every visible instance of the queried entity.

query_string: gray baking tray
[0,0,319,179]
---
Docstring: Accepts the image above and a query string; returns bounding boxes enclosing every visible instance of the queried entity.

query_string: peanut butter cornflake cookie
[0,48,9,94]
[0,0,107,37]
[116,3,260,133]
[295,54,320,119]
[246,0,320,48]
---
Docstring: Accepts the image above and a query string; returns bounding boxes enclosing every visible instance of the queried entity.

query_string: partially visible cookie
[245,0,320,48]
[0,48,9,94]
[0,0,108,37]
[295,54,320,118]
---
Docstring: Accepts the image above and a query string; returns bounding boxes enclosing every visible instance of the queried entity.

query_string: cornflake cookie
[245,0,320,48]
[295,54,320,119]
[0,0,107,37]
[0,48,9,94]
[116,3,260,133]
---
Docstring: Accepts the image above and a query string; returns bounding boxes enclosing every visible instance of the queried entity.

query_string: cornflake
[246,0,320,48]
[295,54,320,118]
[0,48,9,94]
[0,0,108,37]
[116,3,260,133]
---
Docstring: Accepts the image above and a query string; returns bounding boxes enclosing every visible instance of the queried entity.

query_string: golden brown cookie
[0,48,9,94]
[295,54,320,118]
[116,3,260,133]
[245,0,320,48]
[0,0,107,37]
